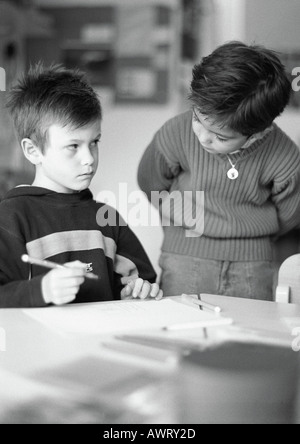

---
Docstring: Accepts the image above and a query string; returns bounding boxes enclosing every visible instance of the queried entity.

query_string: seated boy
[0,64,162,307]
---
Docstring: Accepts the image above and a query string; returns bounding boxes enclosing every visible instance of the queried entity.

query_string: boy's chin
[73,185,90,193]
[61,183,90,194]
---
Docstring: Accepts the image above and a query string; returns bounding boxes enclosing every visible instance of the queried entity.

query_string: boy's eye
[216,136,228,143]
[67,144,79,150]
[91,139,100,147]
[193,113,200,123]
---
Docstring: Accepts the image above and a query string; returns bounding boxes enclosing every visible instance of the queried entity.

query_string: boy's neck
[32,175,77,194]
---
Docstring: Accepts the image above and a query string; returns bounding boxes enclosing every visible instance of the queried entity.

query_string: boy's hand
[121,276,163,301]
[42,261,86,306]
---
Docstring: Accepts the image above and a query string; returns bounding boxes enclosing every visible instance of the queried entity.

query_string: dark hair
[6,63,102,151]
[189,41,291,136]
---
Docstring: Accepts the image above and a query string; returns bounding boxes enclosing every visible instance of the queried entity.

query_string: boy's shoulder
[265,124,300,179]
[0,186,29,211]
[156,110,193,147]
[0,187,32,237]
[270,124,300,160]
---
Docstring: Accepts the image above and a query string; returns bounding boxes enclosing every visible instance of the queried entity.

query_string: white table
[0,295,299,424]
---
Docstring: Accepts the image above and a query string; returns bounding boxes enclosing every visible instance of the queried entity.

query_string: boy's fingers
[155,290,164,301]
[52,292,77,304]
[52,268,85,279]
[53,295,76,306]
[55,276,85,288]
[121,275,139,286]
[65,260,86,269]
[120,288,128,299]
[140,281,152,300]
[132,278,144,298]
[150,283,160,298]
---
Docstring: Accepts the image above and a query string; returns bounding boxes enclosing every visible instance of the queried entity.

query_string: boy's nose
[198,129,213,145]
[81,148,95,166]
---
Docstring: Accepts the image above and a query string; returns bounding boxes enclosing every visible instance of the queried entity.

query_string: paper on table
[23,299,232,336]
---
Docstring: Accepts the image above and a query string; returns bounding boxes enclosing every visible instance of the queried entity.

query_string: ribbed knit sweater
[0,187,156,308]
[138,110,300,262]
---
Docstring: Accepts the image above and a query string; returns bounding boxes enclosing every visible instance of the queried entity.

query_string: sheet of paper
[23,299,232,336]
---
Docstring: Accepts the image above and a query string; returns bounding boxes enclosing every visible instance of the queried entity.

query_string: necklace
[226,155,239,180]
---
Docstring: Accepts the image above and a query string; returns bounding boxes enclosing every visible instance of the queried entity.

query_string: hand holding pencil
[22,255,99,306]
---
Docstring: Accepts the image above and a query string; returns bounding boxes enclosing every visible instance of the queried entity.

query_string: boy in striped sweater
[138,41,300,301]
[0,64,162,307]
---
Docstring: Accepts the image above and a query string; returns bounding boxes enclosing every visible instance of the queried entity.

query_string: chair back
[276,254,300,304]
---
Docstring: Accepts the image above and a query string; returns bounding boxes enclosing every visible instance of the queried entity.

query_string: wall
[213,0,246,44]
[0,1,25,170]
[243,0,300,146]
[244,0,300,50]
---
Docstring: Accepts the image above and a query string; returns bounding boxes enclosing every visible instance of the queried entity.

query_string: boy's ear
[21,138,43,165]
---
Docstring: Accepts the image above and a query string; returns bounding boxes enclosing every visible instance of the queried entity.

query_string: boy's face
[192,109,249,155]
[34,120,101,194]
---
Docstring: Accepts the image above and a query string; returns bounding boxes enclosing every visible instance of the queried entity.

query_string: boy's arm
[0,228,47,308]
[272,170,300,237]
[113,221,157,299]
[138,118,183,200]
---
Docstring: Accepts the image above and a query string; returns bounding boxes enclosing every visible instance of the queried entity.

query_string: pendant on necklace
[227,167,239,180]
[226,154,239,180]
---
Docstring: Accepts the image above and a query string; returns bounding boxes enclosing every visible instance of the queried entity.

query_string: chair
[275,254,300,304]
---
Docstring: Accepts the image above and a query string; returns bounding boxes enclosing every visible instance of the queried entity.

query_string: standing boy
[0,64,162,307]
[138,41,300,301]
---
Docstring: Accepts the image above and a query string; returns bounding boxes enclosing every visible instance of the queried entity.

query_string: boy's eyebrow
[193,110,234,139]
[67,133,102,143]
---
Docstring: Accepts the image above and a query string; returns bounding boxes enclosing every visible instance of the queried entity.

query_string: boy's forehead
[194,109,240,138]
[48,120,101,140]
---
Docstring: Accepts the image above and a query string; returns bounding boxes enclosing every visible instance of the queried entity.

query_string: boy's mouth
[202,145,215,153]
[80,171,94,177]
[78,172,94,180]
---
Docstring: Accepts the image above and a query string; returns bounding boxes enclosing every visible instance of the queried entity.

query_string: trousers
[159,252,276,301]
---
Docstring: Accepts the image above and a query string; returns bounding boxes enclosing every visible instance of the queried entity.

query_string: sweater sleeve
[138,115,185,200]
[112,216,157,298]
[0,226,48,308]
[272,169,300,236]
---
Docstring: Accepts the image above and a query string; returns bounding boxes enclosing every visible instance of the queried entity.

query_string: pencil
[194,299,222,313]
[182,294,222,313]
[21,254,99,280]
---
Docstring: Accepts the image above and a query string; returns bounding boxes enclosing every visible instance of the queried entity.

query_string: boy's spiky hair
[6,63,102,151]
[189,41,291,136]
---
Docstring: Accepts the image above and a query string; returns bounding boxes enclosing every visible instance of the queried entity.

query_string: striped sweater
[138,110,300,262]
[0,187,156,308]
